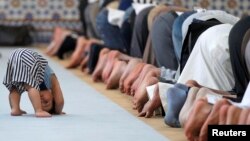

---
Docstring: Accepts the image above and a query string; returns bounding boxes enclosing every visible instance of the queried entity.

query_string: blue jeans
[95,8,128,53]
[172,11,196,61]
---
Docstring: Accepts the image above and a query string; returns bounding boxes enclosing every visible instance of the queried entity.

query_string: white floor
[0,47,170,141]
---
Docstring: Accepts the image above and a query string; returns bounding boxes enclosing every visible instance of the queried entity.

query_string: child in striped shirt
[3,48,64,117]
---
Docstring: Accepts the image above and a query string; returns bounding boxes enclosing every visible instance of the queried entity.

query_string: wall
[0,0,82,43]
[167,0,249,17]
[0,0,249,43]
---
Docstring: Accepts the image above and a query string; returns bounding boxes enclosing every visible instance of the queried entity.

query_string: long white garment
[177,24,235,91]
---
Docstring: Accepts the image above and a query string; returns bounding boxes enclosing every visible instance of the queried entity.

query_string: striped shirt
[3,48,48,94]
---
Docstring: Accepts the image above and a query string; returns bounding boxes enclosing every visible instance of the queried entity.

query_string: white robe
[177,24,235,91]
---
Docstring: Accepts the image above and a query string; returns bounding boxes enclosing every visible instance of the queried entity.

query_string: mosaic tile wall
[0,0,249,43]
[167,0,250,17]
[0,0,82,43]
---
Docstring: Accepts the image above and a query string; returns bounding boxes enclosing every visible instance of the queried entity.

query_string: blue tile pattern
[0,0,81,43]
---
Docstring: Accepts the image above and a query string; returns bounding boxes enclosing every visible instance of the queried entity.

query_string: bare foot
[184,98,212,141]
[119,58,142,93]
[11,109,27,116]
[35,111,52,118]
[123,63,146,95]
[238,108,250,124]
[66,37,87,68]
[80,55,89,72]
[138,83,161,118]
[92,48,110,82]
[106,60,127,89]
[130,64,156,95]
[133,76,158,113]
[46,29,71,56]
[102,50,121,83]
[246,112,250,124]
[225,105,242,125]
[45,27,63,55]
[181,88,215,132]
[179,87,200,127]
[199,99,231,141]
[45,41,56,55]
[218,104,230,125]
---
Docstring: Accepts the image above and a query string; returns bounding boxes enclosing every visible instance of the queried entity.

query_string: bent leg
[9,89,26,116]
[25,85,51,117]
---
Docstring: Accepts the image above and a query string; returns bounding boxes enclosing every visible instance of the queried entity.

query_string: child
[3,48,64,117]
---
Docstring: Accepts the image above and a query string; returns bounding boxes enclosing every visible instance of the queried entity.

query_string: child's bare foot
[35,111,52,118]
[11,109,27,116]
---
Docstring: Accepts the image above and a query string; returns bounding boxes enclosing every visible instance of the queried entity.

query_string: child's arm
[25,84,52,117]
[51,74,64,114]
